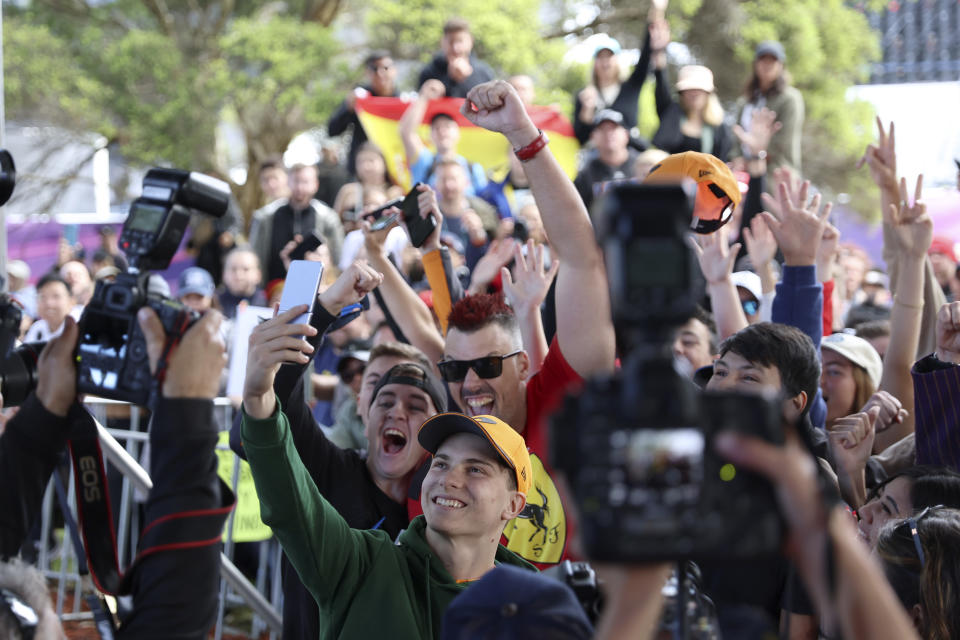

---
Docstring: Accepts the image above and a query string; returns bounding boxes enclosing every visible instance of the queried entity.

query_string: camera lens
[0,342,44,407]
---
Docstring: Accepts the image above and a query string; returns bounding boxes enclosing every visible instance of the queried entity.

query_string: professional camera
[0,148,15,206]
[73,168,230,407]
[0,294,46,406]
[551,183,783,563]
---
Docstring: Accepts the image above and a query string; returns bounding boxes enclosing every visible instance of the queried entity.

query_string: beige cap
[676,65,715,93]
[821,333,883,389]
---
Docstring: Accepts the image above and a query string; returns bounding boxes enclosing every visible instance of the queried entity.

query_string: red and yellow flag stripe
[355,96,579,189]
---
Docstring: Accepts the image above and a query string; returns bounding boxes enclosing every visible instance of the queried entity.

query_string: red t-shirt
[500,336,582,568]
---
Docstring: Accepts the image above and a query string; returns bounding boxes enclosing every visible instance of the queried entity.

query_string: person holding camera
[0,308,234,637]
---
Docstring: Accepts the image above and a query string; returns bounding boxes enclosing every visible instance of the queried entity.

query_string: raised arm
[875,176,932,452]
[501,240,560,375]
[241,394,376,606]
[123,308,235,636]
[417,184,466,335]
[691,227,748,339]
[764,175,831,427]
[399,80,445,168]
[363,218,446,365]
[861,118,946,359]
[461,80,616,377]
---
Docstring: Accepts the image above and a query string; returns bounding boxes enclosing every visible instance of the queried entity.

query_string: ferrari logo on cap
[475,416,496,424]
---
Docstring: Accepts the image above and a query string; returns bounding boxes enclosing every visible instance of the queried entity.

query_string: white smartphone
[277,260,325,330]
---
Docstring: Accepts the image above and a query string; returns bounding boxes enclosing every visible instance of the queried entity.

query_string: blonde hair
[703,94,725,127]
[850,364,876,416]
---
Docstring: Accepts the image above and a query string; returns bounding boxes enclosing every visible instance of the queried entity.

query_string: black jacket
[573,150,638,213]
[651,68,731,161]
[0,393,233,639]
[327,84,398,175]
[417,53,495,98]
[572,28,653,145]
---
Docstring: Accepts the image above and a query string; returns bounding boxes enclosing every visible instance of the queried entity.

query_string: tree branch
[543,6,648,39]
[140,0,175,37]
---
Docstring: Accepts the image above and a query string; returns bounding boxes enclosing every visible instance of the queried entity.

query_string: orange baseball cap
[644,151,741,234]
[418,413,532,494]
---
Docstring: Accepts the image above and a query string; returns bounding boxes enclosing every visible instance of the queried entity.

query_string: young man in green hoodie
[241,309,536,639]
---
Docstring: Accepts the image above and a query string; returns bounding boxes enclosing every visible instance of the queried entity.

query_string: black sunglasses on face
[437,350,522,382]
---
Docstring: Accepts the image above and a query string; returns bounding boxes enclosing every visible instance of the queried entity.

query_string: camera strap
[52,459,118,640]
[65,404,232,597]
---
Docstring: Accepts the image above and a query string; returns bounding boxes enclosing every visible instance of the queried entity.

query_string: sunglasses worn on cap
[691,181,734,234]
[437,351,522,383]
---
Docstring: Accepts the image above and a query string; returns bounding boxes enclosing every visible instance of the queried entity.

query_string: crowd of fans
[2,8,960,640]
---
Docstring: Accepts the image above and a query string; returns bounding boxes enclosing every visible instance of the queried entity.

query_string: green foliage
[737,0,881,217]
[5,0,887,220]
[4,4,349,219]
[568,0,883,217]
[2,17,110,133]
[219,18,346,123]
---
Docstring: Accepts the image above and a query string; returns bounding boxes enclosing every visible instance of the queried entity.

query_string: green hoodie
[241,402,536,639]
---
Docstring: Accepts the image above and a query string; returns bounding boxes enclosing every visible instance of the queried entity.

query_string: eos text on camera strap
[65,404,233,597]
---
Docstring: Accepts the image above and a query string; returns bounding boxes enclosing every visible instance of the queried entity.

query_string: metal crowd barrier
[29,396,283,638]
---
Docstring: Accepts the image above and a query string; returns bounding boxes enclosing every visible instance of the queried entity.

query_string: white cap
[821,333,883,389]
[731,270,763,302]
[7,260,30,280]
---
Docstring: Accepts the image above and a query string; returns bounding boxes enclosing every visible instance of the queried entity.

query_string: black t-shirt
[216,286,268,319]
[573,150,639,213]
[266,204,319,282]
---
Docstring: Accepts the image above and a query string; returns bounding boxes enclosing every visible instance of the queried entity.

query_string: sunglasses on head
[899,504,944,569]
[437,351,522,383]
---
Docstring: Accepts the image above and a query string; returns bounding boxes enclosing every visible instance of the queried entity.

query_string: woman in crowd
[857,466,960,548]
[332,142,402,227]
[651,58,731,160]
[572,11,668,147]
[819,332,883,428]
[877,506,960,639]
[731,41,805,173]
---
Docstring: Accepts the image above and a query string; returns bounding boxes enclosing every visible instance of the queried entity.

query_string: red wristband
[513,130,549,162]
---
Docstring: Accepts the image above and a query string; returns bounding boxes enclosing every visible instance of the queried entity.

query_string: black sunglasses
[437,350,522,382]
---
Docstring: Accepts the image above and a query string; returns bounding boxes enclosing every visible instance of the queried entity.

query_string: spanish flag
[355,96,579,190]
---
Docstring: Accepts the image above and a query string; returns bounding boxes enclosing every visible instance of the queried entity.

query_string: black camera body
[73,168,229,406]
[75,272,198,405]
[0,294,45,407]
[550,183,783,562]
